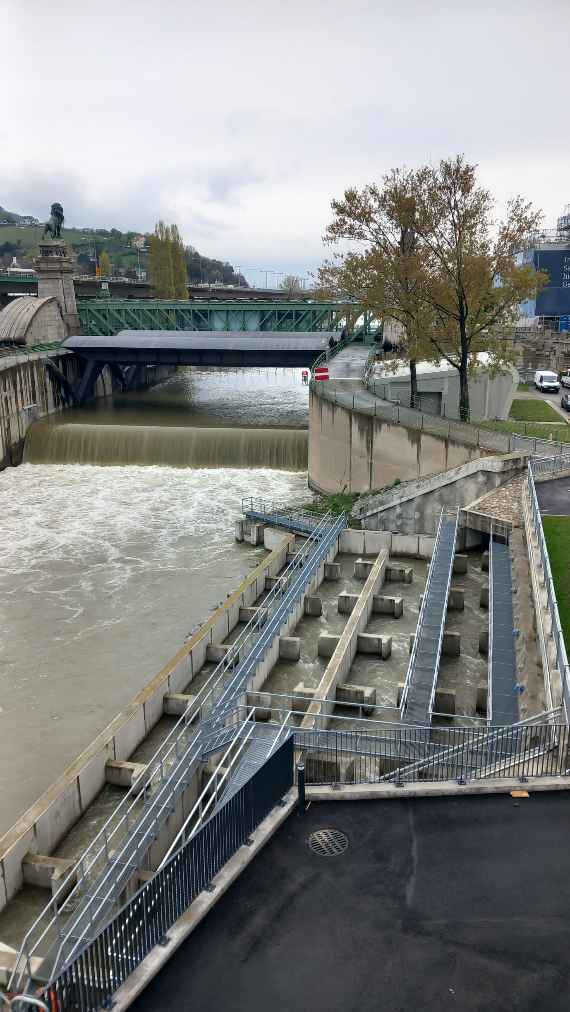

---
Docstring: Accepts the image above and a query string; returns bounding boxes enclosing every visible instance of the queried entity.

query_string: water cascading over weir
[23,422,308,469]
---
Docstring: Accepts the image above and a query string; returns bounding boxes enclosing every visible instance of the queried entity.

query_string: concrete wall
[355,454,528,534]
[308,392,486,494]
[0,537,293,914]
[302,551,388,729]
[0,351,172,470]
[370,365,518,421]
[339,529,436,558]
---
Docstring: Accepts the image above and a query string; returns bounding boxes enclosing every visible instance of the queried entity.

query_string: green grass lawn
[480,420,570,442]
[517,382,529,392]
[509,398,563,423]
[543,517,570,651]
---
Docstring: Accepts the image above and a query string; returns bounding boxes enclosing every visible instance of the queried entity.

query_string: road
[516,387,570,424]
[536,475,570,516]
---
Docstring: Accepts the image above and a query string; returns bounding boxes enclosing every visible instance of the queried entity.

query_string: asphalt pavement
[537,475,570,516]
[133,794,570,1012]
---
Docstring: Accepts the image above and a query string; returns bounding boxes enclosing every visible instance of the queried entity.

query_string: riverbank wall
[308,383,569,495]
[0,534,295,915]
[0,351,172,471]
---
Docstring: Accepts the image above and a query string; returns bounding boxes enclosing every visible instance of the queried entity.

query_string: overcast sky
[2,0,569,284]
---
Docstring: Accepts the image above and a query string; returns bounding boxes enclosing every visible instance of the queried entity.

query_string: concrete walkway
[328,344,370,381]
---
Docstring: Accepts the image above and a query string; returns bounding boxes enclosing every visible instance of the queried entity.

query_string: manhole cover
[308,828,349,857]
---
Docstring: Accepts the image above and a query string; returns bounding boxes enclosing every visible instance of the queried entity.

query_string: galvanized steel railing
[399,509,459,723]
[527,462,570,720]
[487,529,494,724]
[44,738,294,1012]
[10,510,345,993]
[213,512,347,717]
[488,531,519,725]
[295,716,567,785]
[241,496,324,534]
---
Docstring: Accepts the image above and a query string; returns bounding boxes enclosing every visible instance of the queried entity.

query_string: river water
[0,368,309,834]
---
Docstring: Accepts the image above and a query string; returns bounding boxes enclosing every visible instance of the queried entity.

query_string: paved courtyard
[133,793,570,1012]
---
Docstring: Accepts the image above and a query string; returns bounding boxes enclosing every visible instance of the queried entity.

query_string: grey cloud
[2,0,569,280]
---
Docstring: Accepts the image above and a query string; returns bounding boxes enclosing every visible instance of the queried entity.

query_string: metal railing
[9,510,345,992]
[487,529,494,724]
[527,463,570,720]
[241,496,325,534]
[488,531,519,726]
[531,453,570,476]
[295,719,568,785]
[213,512,347,717]
[310,366,570,461]
[45,738,294,1012]
[399,509,459,723]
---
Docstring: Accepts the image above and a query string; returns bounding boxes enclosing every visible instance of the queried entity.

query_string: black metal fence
[295,723,569,785]
[46,737,294,1012]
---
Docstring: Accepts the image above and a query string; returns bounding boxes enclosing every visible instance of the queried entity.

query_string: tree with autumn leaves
[148,221,188,299]
[319,156,548,421]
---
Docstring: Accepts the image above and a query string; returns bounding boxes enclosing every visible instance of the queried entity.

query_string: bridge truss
[76,298,370,337]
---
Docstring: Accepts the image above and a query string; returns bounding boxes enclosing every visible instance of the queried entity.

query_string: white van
[534,370,560,392]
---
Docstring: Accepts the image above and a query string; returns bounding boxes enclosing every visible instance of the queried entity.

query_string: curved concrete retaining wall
[309,383,570,495]
[309,391,486,494]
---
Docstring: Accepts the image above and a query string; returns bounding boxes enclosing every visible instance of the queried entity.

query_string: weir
[24,422,308,470]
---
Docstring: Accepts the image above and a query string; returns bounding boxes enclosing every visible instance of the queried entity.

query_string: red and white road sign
[314,366,329,381]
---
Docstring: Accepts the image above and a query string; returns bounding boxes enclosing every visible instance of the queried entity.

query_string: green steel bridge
[76,298,377,338]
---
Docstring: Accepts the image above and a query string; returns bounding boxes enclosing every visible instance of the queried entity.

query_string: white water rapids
[0,368,310,833]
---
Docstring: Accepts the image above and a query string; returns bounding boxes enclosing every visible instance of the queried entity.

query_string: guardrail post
[297,761,306,815]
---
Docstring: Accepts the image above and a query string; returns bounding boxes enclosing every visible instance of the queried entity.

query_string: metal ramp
[489,534,519,725]
[400,510,459,725]
[242,496,323,536]
[220,724,286,802]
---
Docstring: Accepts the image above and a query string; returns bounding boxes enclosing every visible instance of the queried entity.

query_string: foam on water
[0,463,308,833]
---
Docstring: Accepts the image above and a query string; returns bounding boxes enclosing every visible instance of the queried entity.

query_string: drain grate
[308,828,349,857]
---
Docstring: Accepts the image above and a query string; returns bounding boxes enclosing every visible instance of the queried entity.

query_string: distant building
[1,256,36,276]
[518,204,570,331]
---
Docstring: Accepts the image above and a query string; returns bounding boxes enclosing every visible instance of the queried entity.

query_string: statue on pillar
[42,203,65,240]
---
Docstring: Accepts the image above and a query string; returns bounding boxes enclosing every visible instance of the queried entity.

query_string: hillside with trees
[0,206,246,286]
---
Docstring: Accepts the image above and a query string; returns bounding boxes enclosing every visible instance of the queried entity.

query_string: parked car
[560,371,570,389]
[561,392,570,412]
[534,370,560,392]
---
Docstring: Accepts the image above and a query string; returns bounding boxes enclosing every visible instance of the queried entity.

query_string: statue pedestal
[35,240,80,335]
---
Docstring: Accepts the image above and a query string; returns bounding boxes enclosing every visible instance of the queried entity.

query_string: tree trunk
[458,340,470,422]
[409,358,418,409]
[458,311,470,422]
[458,365,470,422]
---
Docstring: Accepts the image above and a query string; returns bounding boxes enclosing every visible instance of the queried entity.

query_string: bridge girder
[77,298,366,338]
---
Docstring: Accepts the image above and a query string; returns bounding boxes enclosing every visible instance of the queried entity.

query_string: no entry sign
[314,366,329,381]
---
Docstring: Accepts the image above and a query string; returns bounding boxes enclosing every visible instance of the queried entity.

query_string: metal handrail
[399,508,458,717]
[487,526,494,724]
[10,509,345,990]
[214,513,347,717]
[158,708,258,868]
[427,510,459,718]
[376,708,563,783]
[527,463,570,720]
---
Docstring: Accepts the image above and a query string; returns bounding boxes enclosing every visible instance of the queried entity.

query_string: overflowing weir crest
[24,422,309,470]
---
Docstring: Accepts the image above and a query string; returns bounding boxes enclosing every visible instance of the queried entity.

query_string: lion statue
[42,203,64,240]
